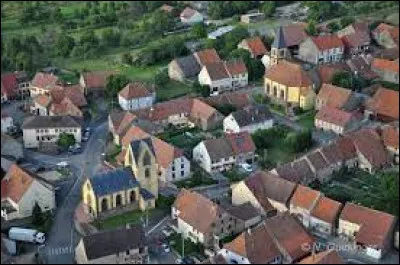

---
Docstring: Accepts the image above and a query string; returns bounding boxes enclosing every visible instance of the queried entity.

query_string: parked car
[8,227,45,244]
[240,163,253,172]
[162,243,170,253]
[56,161,69,169]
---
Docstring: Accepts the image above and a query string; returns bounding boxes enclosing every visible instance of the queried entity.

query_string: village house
[263,213,316,263]
[82,138,159,218]
[298,249,344,264]
[198,60,248,96]
[133,98,224,131]
[223,105,273,134]
[231,171,297,215]
[118,82,156,111]
[271,158,316,185]
[289,185,322,228]
[315,83,352,110]
[240,12,265,24]
[224,202,262,235]
[314,105,355,135]
[1,112,13,134]
[305,149,335,183]
[180,7,203,24]
[172,189,236,248]
[380,124,399,164]
[220,222,283,264]
[79,70,115,96]
[168,54,201,82]
[1,71,30,102]
[318,143,346,176]
[238,37,268,59]
[193,132,256,173]
[1,164,55,221]
[199,91,251,110]
[262,26,290,68]
[193,48,222,68]
[29,72,60,97]
[338,202,397,260]
[316,63,351,85]
[208,26,235,40]
[108,111,137,145]
[282,23,309,56]
[264,60,316,110]
[21,115,82,149]
[310,197,343,237]
[298,34,344,65]
[364,87,399,122]
[117,125,191,183]
[337,22,371,56]
[371,58,399,84]
[75,224,148,264]
[372,23,399,49]
[346,55,380,82]
[30,84,87,117]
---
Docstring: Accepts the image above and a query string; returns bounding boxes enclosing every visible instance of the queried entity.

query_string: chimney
[247,228,251,235]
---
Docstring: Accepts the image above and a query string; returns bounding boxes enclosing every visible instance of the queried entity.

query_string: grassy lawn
[157,81,195,102]
[175,174,217,189]
[158,126,205,154]
[168,232,204,257]
[223,168,249,183]
[296,110,316,130]
[95,208,165,230]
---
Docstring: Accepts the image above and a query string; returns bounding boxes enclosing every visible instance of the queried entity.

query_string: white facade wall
[1,117,13,133]
[309,216,334,236]
[316,47,344,64]
[193,142,212,173]
[15,181,55,219]
[118,94,155,111]
[198,67,232,96]
[163,156,191,182]
[231,182,265,216]
[23,126,82,148]
[220,249,251,264]
[177,217,205,244]
[231,73,248,89]
[315,119,345,135]
[224,115,274,134]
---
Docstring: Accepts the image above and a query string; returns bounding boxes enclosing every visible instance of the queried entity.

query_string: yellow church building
[82,138,158,218]
[264,59,315,110]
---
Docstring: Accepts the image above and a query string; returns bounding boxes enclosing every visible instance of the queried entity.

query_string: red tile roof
[35,94,52,107]
[151,137,184,169]
[311,35,344,51]
[225,131,256,155]
[317,64,350,84]
[311,197,343,224]
[290,185,321,210]
[50,85,87,107]
[341,31,371,49]
[265,60,313,87]
[204,62,230,81]
[371,58,399,73]
[224,223,281,263]
[283,22,308,47]
[194,48,221,66]
[333,136,357,161]
[349,128,390,168]
[315,106,353,127]
[81,71,116,89]
[298,250,344,264]
[317,83,352,109]
[180,7,198,19]
[200,92,251,109]
[109,111,137,136]
[1,164,34,203]
[118,82,154,100]
[173,189,223,235]
[50,97,83,117]
[31,72,59,89]
[265,213,315,262]
[366,87,399,120]
[242,37,268,57]
[225,60,248,76]
[340,202,396,248]
[381,125,399,149]
[1,73,17,96]
[121,125,150,147]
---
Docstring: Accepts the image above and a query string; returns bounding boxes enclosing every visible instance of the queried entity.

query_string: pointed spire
[272,26,286,49]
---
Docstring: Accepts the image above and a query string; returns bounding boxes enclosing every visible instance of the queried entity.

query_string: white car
[162,244,170,253]
[56,161,69,168]
[240,163,253,172]
[175,258,182,264]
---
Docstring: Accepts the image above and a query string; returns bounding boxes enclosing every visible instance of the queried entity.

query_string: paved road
[33,122,109,264]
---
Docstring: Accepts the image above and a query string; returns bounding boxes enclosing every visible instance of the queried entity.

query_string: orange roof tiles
[298,250,344,264]
[1,164,34,203]
[315,106,353,127]
[265,60,313,87]
[317,83,352,109]
[118,82,154,100]
[242,37,268,57]
[371,58,399,73]
[224,224,281,264]
[340,202,396,248]
[311,34,344,51]
[81,70,116,89]
[283,22,308,47]
[194,48,221,66]
[224,60,248,76]
[35,94,52,107]
[225,131,256,155]
[31,72,59,89]
[381,125,399,149]
[1,73,17,96]
[366,87,399,120]
[311,197,343,224]
[290,185,321,210]
[121,125,150,147]
[151,137,184,169]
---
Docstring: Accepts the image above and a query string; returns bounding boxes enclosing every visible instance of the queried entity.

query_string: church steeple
[270,26,289,65]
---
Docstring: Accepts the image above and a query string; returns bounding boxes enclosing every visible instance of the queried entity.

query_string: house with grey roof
[223,105,274,133]
[168,54,201,82]
[75,224,148,264]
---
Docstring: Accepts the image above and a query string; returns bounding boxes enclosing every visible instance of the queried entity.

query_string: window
[181,171,184,177]
[36,136,40,141]
[145,168,151,178]
[280,90,284,99]
[172,165,175,171]
[126,250,130,255]
[36,129,39,133]
[181,163,185,169]
[172,173,175,179]
[266,84,270,94]
[273,86,277,97]
[143,152,151,166]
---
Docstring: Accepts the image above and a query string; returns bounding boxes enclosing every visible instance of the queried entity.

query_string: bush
[154,69,169,87]
[57,133,76,150]
[283,129,313,153]
[121,52,133,65]
[32,203,44,226]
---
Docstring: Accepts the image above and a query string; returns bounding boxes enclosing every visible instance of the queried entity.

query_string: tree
[55,34,75,57]
[51,7,63,23]
[101,28,121,47]
[327,21,340,32]
[261,1,276,17]
[284,130,313,153]
[193,81,210,97]
[306,19,318,36]
[331,71,353,89]
[191,23,207,39]
[106,74,130,99]
[32,202,44,226]
[121,52,133,65]
[216,104,237,116]
[340,17,355,29]
[154,69,169,87]
[57,133,76,149]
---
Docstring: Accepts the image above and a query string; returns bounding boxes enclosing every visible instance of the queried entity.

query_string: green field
[296,110,316,130]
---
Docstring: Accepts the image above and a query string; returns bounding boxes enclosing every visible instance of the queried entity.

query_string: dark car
[181,257,195,264]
